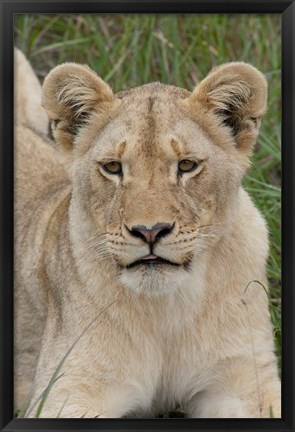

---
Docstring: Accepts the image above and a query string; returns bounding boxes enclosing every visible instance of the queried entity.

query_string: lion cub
[15,58,281,418]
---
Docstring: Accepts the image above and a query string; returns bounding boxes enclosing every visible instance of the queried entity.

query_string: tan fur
[14,48,49,134]
[15,58,281,418]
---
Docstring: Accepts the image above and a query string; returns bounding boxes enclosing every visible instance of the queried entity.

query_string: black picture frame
[0,0,294,431]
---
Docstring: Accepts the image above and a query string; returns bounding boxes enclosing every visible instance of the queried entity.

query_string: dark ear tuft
[189,62,267,155]
[42,63,115,151]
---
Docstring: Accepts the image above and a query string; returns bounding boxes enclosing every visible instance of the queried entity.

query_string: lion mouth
[126,254,181,269]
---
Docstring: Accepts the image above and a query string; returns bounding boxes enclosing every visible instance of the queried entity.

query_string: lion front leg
[27,378,149,418]
[187,390,249,418]
[186,356,281,418]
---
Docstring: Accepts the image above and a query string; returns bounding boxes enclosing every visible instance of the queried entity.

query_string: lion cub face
[43,62,267,295]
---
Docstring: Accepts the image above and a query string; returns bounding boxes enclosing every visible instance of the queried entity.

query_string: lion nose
[126,223,174,244]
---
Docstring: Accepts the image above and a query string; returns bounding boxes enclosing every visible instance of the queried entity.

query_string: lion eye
[102,161,122,175]
[178,160,198,174]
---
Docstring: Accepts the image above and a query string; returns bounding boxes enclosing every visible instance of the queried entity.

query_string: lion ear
[189,62,268,155]
[42,63,115,151]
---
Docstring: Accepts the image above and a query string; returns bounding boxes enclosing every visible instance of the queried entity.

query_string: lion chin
[117,247,210,300]
[120,264,190,297]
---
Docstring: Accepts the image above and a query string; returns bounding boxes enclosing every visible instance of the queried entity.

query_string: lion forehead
[91,88,213,161]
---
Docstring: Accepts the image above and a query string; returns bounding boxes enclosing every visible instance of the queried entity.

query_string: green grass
[14,13,281,371]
